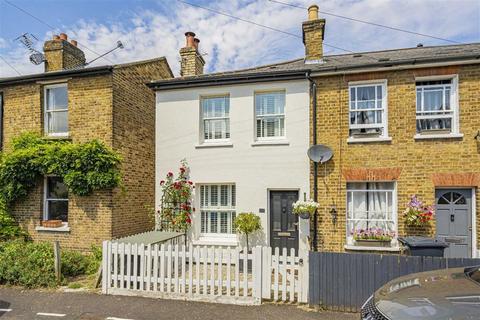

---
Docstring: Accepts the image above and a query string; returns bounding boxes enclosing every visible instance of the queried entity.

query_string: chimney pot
[53,35,60,40]
[308,4,319,21]
[193,38,200,50]
[70,40,78,47]
[185,31,196,48]
[59,33,68,41]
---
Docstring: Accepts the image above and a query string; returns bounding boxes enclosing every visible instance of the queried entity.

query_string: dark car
[361,266,480,320]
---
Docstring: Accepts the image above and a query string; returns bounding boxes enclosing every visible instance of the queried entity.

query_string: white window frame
[200,95,230,143]
[254,91,286,141]
[345,181,397,248]
[348,80,389,141]
[198,184,236,239]
[43,176,69,222]
[414,75,460,138]
[44,83,69,137]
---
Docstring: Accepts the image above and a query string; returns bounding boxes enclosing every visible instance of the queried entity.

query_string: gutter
[148,70,309,90]
[306,72,318,251]
[0,66,114,87]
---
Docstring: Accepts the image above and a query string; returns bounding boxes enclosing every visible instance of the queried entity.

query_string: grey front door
[435,189,473,258]
[270,191,299,252]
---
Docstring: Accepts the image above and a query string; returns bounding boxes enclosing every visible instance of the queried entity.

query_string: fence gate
[102,242,308,305]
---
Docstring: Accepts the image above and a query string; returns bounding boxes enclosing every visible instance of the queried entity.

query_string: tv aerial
[15,33,45,66]
[84,40,124,66]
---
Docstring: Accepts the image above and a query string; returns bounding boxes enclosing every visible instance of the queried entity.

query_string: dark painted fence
[309,251,480,312]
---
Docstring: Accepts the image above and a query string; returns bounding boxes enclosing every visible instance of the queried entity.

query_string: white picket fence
[102,241,308,305]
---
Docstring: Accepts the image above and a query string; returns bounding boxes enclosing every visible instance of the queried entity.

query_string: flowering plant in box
[158,160,194,232]
[352,228,395,241]
[404,195,435,227]
[292,199,320,215]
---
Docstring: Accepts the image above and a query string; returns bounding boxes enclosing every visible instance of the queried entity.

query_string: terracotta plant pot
[41,220,63,228]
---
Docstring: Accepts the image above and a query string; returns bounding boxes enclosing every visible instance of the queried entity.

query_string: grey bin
[399,236,449,257]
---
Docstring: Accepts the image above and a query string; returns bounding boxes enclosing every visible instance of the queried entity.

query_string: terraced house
[0,33,173,251]
[151,5,479,258]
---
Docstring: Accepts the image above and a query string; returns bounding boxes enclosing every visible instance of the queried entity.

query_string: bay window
[44,84,68,136]
[416,78,457,135]
[346,182,396,245]
[201,96,230,141]
[255,91,285,139]
[44,176,69,222]
[349,82,388,139]
[199,184,236,236]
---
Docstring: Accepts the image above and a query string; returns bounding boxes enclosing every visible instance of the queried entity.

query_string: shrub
[0,240,101,288]
[0,240,56,288]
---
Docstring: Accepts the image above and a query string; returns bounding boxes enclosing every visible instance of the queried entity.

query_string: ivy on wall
[0,133,122,240]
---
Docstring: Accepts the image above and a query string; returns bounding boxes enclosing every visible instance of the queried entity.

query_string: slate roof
[0,57,172,87]
[149,43,480,90]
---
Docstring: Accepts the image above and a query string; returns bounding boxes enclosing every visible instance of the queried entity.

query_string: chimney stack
[302,4,325,64]
[43,33,86,72]
[179,31,205,77]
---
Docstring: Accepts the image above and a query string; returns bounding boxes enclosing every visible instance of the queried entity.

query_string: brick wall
[311,64,480,253]
[1,74,115,251]
[111,58,173,239]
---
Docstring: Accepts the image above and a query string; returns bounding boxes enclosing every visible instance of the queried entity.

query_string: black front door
[270,191,299,252]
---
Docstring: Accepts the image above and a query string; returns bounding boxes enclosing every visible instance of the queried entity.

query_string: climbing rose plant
[158,160,193,232]
[0,133,122,240]
[404,195,435,227]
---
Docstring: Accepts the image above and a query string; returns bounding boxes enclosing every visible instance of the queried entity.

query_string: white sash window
[255,91,285,139]
[349,81,388,139]
[201,96,230,141]
[44,84,68,136]
[416,79,457,134]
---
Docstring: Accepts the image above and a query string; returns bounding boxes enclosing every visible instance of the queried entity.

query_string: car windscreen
[467,267,480,284]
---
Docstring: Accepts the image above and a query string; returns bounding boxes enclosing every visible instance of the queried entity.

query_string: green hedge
[0,240,101,288]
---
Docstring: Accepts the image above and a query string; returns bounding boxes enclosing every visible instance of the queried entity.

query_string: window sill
[414,133,463,140]
[195,142,233,149]
[347,136,392,144]
[194,237,238,246]
[35,223,70,233]
[344,244,400,252]
[44,134,70,140]
[251,139,290,147]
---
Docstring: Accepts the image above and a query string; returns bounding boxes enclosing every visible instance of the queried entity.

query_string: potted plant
[234,212,262,252]
[404,195,435,227]
[292,199,320,219]
[352,228,395,247]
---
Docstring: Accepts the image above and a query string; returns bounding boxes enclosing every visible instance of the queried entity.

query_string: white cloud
[1,0,479,78]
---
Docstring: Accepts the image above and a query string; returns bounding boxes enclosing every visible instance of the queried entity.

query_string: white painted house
[151,33,311,249]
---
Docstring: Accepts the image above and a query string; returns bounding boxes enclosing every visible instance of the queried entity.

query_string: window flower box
[354,239,392,247]
[352,228,395,247]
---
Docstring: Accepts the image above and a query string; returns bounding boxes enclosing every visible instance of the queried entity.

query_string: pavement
[0,287,358,320]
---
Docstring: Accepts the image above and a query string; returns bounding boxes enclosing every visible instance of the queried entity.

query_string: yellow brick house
[301,6,480,257]
[0,33,173,251]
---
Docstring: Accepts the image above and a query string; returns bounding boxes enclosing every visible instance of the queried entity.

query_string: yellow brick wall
[1,74,115,251]
[111,59,173,239]
[311,64,480,253]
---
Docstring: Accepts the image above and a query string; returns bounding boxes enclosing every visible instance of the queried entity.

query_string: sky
[0,0,479,78]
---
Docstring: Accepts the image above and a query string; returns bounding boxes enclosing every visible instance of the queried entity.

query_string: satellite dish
[307,145,333,164]
[29,52,45,65]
